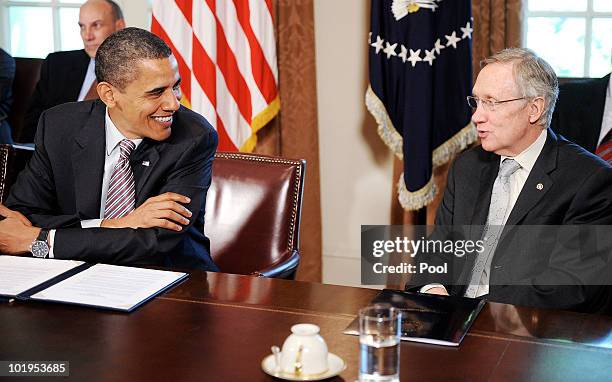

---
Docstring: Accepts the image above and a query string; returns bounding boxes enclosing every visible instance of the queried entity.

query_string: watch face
[31,241,49,258]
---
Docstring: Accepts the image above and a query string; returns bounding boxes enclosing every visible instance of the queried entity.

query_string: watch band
[37,229,49,243]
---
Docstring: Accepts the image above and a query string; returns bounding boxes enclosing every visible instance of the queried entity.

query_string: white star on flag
[423,48,436,66]
[434,38,445,55]
[371,35,384,54]
[445,31,461,49]
[399,45,409,63]
[407,49,422,67]
[460,22,473,39]
[383,42,398,59]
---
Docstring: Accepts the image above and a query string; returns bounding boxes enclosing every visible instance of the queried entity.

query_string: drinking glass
[358,304,401,382]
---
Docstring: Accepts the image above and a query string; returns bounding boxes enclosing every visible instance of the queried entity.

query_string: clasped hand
[101,192,193,231]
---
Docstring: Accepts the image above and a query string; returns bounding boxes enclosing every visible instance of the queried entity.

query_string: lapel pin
[142,161,150,167]
[536,183,544,190]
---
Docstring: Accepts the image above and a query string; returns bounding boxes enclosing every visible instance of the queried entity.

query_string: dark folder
[343,289,485,346]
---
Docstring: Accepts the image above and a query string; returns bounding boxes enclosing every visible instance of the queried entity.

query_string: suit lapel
[67,50,92,100]
[505,129,557,226]
[71,101,106,218]
[470,152,498,230]
[131,139,162,205]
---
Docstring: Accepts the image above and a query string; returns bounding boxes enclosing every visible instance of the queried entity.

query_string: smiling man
[416,48,612,313]
[22,0,125,143]
[0,28,219,271]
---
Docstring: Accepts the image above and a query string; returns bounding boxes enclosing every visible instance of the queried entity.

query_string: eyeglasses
[466,96,526,112]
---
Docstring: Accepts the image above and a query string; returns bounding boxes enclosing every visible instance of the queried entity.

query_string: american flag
[151,0,280,152]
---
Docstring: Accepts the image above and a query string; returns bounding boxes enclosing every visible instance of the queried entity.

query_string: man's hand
[0,203,32,226]
[424,286,450,296]
[0,217,40,254]
[101,192,192,231]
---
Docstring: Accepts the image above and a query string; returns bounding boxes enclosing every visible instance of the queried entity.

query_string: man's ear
[528,97,545,124]
[97,82,116,107]
[115,19,126,30]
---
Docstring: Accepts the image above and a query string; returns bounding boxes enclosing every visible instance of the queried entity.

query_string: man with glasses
[418,48,612,313]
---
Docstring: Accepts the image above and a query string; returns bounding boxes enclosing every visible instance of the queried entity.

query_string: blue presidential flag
[366,0,475,210]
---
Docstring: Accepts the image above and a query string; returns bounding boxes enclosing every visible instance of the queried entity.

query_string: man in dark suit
[551,75,609,153]
[0,48,15,143]
[22,0,125,143]
[413,48,612,313]
[551,74,611,166]
[0,28,219,271]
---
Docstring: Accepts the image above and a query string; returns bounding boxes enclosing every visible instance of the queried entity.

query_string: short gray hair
[482,48,559,128]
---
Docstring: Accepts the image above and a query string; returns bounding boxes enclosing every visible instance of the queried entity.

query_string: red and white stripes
[152,0,280,152]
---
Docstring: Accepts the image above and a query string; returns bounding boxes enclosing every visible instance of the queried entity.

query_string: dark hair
[104,0,124,21]
[95,27,172,89]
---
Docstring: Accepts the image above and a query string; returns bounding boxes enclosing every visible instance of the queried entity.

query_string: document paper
[29,263,186,311]
[0,256,84,296]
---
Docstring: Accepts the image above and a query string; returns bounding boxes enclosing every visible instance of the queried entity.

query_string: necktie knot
[119,139,136,161]
[498,158,521,180]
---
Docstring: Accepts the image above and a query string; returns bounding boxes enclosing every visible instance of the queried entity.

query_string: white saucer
[261,352,346,381]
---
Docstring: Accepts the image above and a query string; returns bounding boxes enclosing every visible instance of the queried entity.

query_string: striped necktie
[595,131,612,165]
[104,139,136,219]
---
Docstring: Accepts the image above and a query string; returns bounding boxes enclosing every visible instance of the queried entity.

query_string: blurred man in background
[22,0,125,143]
[551,72,611,165]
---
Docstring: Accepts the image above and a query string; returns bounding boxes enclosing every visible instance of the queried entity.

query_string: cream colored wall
[114,0,151,30]
[314,0,394,287]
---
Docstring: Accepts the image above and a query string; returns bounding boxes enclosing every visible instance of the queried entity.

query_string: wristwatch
[30,229,50,258]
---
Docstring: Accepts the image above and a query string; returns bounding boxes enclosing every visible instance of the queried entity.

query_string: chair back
[0,144,34,202]
[8,58,43,143]
[205,152,306,278]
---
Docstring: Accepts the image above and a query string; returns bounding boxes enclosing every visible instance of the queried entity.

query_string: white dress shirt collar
[105,108,142,156]
[500,128,547,172]
[598,76,612,146]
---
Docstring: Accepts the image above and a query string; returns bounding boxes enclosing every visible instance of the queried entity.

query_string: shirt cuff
[81,219,102,228]
[419,283,447,294]
[48,229,56,259]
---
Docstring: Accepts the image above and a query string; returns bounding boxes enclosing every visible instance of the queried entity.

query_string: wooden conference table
[2,271,612,381]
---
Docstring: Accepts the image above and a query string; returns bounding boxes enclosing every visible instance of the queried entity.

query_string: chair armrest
[252,250,300,279]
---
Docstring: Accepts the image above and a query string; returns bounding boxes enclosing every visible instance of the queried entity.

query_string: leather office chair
[8,58,43,143]
[0,143,34,202]
[206,152,306,279]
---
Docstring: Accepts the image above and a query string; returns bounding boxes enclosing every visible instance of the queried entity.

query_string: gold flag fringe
[366,85,477,210]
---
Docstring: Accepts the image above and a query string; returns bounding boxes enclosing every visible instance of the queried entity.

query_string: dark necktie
[84,80,99,100]
[104,140,136,219]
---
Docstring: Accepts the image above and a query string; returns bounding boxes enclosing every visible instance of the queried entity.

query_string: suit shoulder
[172,106,217,141]
[44,100,97,117]
[452,145,492,168]
[556,137,610,172]
[45,49,88,64]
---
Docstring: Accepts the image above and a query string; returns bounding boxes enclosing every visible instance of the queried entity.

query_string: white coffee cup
[278,323,328,376]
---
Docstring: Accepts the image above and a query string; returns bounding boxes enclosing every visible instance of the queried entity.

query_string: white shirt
[76,58,96,102]
[48,108,142,258]
[474,128,548,296]
[421,129,548,296]
[597,77,612,146]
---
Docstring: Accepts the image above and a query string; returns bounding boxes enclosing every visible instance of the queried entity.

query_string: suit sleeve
[6,110,83,228]
[51,127,218,267]
[490,165,612,312]
[23,55,51,143]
